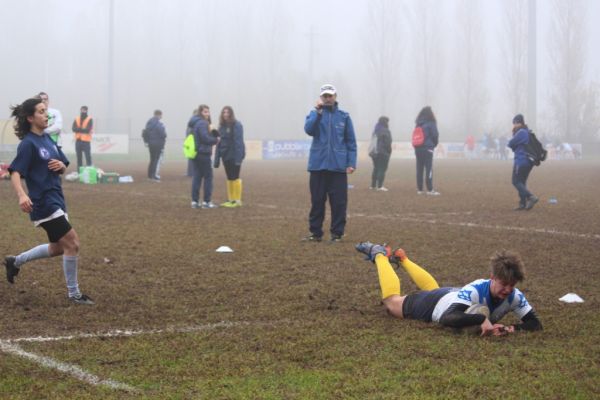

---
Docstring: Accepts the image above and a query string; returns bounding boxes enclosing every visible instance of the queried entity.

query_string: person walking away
[214,106,245,207]
[72,105,93,171]
[369,116,392,191]
[302,84,357,243]
[413,106,440,195]
[143,110,167,181]
[3,97,94,304]
[508,114,538,211]
[39,92,62,144]
[190,104,219,209]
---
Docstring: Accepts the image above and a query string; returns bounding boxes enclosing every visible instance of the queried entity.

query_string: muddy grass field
[1,158,599,399]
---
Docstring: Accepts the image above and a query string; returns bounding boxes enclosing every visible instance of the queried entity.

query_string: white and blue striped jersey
[431,279,533,324]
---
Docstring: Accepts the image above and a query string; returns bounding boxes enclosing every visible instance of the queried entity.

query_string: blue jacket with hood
[304,103,357,172]
[190,115,218,157]
[415,117,439,151]
[508,127,533,167]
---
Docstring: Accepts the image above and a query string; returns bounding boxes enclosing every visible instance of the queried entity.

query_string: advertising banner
[60,133,129,154]
[262,140,311,160]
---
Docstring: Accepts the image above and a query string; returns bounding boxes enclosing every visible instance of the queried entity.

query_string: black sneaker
[330,234,343,243]
[525,196,539,210]
[301,234,322,242]
[4,256,19,284]
[514,203,526,211]
[69,294,95,305]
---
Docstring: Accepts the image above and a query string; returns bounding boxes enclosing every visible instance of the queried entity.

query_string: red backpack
[412,126,425,147]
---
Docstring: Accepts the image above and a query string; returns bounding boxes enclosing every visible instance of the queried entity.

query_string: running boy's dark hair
[10,97,43,140]
[415,106,436,124]
[490,250,525,283]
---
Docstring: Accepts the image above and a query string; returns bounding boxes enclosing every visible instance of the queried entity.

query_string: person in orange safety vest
[72,106,94,171]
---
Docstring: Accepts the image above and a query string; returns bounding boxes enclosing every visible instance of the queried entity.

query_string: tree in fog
[546,0,587,142]
[578,83,600,141]
[454,0,488,138]
[500,0,529,116]
[408,0,444,107]
[363,0,405,115]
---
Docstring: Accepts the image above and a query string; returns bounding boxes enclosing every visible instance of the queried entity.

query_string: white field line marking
[6,320,247,343]
[0,339,137,392]
[350,213,600,240]
[1,321,251,393]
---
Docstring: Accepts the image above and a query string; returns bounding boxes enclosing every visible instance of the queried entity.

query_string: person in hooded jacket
[143,110,167,181]
[413,106,440,195]
[214,106,245,207]
[190,104,219,209]
[369,116,392,191]
[508,114,538,211]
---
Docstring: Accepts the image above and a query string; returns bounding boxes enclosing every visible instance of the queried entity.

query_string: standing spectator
[185,109,197,177]
[190,104,219,209]
[143,110,167,182]
[3,97,94,304]
[498,135,509,161]
[413,106,440,195]
[369,116,392,191]
[72,105,93,171]
[464,134,476,160]
[508,114,538,211]
[214,106,245,207]
[38,92,62,144]
[302,84,357,243]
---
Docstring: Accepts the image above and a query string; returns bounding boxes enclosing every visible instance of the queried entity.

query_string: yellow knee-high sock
[235,179,242,204]
[375,254,401,299]
[400,257,439,291]
[227,180,234,201]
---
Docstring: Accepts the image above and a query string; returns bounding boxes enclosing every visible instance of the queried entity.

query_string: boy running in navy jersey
[3,97,94,305]
[355,242,541,336]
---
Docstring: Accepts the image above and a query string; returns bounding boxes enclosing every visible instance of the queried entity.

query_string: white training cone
[216,246,233,253]
[559,293,584,303]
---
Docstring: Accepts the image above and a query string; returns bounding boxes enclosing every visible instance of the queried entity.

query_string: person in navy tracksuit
[508,114,538,211]
[413,106,440,195]
[189,104,219,209]
[303,84,357,243]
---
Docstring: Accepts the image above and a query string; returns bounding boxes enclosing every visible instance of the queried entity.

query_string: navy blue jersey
[9,132,70,221]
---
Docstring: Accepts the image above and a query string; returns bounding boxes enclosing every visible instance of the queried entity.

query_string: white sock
[63,255,81,298]
[15,244,50,268]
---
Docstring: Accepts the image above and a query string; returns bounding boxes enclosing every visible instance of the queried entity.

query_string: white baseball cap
[320,84,337,96]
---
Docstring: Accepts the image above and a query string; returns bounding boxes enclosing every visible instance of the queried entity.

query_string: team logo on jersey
[39,147,51,160]
[518,293,529,308]
[457,289,472,302]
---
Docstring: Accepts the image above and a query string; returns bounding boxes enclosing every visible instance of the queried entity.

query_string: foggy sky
[1,0,599,142]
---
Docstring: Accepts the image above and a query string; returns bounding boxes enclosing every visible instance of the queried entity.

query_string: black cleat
[301,234,322,242]
[4,256,19,284]
[330,234,344,243]
[525,196,539,210]
[69,294,95,305]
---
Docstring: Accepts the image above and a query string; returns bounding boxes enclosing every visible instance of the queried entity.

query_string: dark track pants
[415,148,434,191]
[308,170,348,238]
[148,145,163,179]
[191,156,213,203]
[75,140,92,170]
[512,163,533,205]
[371,154,390,188]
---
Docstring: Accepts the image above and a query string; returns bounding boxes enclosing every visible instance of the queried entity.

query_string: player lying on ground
[355,242,542,336]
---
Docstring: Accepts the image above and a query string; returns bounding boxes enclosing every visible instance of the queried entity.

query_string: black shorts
[402,287,453,322]
[39,216,72,243]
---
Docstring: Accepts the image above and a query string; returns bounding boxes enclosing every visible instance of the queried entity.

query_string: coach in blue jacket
[508,114,538,211]
[303,84,357,242]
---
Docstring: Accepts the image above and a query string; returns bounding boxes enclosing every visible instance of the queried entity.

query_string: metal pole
[107,0,115,134]
[528,0,537,131]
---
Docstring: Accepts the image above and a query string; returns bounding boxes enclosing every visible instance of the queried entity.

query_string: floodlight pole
[107,0,115,134]
[527,0,537,131]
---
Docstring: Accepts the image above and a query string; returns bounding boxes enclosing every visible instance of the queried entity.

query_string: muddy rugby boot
[4,256,19,284]
[301,234,322,242]
[389,248,407,266]
[525,196,539,210]
[354,242,391,262]
[69,294,95,305]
